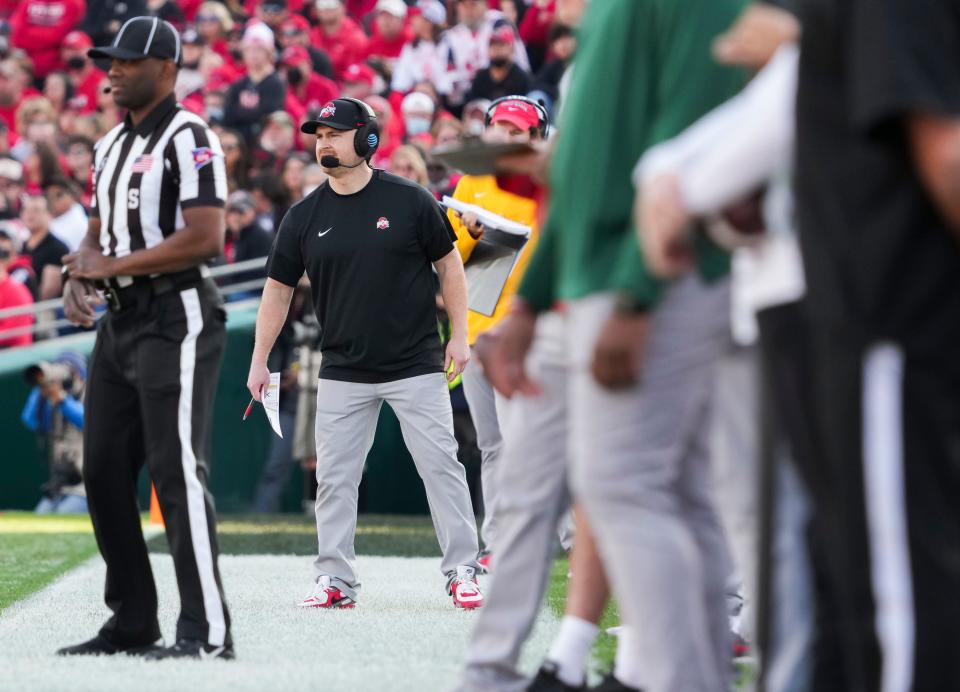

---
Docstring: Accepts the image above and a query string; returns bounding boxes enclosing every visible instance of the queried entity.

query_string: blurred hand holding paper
[441,196,532,316]
[263,372,283,438]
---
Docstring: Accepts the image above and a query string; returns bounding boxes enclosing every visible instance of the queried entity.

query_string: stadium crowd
[0,0,570,347]
[6,1,960,692]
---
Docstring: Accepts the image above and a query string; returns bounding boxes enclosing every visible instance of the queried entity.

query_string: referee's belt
[97,266,210,312]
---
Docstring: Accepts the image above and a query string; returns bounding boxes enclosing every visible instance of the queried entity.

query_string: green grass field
[0,512,100,612]
[0,512,754,688]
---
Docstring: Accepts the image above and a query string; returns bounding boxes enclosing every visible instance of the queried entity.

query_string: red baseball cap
[489,26,515,45]
[63,31,93,51]
[282,45,310,66]
[488,97,539,132]
[282,14,311,34]
[342,63,375,85]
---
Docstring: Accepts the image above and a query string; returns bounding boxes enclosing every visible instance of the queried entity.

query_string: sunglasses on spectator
[197,14,219,22]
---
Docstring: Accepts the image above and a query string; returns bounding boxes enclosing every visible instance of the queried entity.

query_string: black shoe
[57,634,164,657]
[590,673,642,691]
[144,638,235,661]
[527,662,585,691]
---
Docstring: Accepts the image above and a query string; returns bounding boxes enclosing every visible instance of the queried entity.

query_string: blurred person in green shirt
[481,1,747,690]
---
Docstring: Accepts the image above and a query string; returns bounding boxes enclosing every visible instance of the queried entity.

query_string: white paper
[262,372,283,438]
[441,196,532,237]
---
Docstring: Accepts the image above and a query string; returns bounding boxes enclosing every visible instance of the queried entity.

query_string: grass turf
[1,512,755,688]
[0,512,100,613]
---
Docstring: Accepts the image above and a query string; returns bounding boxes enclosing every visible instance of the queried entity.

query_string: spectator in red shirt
[279,14,335,79]
[365,0,413,74]
[365,94,400,168]
[0,228,34,348]
[61,31,104,114]
[518,0,554,73]
[311,0,369,79]
[281,45,338,123]
[10,0,87,81]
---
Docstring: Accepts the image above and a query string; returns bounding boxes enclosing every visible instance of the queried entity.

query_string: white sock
[545,615,599,686]
[613,625,644,689]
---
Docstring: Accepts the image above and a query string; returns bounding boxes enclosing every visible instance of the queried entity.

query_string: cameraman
[21,352,87,514]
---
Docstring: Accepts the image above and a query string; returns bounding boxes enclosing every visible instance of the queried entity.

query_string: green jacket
[519,0,747,311]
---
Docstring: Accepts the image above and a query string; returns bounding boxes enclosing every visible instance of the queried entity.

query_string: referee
[58,18,233,660]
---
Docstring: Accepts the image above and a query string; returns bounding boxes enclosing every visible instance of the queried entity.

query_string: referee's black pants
[83,277,231,648]
[797,317,960,692]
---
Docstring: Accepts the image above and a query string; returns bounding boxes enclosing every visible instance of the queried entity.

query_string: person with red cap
[281,45,339,126]
[437,1,530,108]
[465,27,533,104]
[445,95,552,575]
[279,13,335,79]
[310,0,369,80]
[62,31,106,114]
[10,0,87,80]
[340,62,378,101]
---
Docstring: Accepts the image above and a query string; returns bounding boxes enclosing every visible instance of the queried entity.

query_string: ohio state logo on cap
[319,102,336,118]
[376,217,390,230]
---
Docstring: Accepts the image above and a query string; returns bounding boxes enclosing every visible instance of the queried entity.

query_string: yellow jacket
[447,175,540,345]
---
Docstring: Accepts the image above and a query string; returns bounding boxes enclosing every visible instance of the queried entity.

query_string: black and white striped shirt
[91,94,227,279]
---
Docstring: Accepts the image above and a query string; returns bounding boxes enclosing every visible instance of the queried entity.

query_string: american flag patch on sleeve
[131,154,154,173]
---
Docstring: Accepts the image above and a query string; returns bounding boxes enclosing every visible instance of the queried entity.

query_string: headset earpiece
[340,96,381,160]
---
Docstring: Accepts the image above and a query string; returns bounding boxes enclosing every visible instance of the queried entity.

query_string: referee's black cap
[88,17,183,65]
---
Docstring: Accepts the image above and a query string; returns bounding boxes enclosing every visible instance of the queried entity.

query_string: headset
[484,95,550,138]
[338,96,381,160]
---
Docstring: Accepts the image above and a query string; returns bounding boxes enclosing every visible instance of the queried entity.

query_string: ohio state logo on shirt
[376,217,390,230]
[239,90,260,109]
[319,102,336,118]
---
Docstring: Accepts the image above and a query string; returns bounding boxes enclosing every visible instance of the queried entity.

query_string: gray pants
[712,346,813,692]
[568,278,733,692]
[458,314,572,692]
[312,372,480,598]
[461,353,504,551]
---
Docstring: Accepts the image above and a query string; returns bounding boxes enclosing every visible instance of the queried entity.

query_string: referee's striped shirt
[91,93,227,283]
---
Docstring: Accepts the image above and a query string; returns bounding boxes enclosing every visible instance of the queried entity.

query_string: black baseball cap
[88,17,183,65]
[300,98,375,134]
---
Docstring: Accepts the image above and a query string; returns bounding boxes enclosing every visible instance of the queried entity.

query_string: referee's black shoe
[56,634,164,657]
[144,638,235,661]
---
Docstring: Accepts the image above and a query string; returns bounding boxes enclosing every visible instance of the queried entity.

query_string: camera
[24,362,74,392]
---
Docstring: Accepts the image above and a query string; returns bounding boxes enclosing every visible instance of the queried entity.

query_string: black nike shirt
[267,169,457,383]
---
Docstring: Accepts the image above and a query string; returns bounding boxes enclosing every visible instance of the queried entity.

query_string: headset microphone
[320,155,366,169]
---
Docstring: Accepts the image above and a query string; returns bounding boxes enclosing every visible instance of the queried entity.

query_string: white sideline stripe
[0,555,559,692]
[863,343,915,692]
[178,287,226,646]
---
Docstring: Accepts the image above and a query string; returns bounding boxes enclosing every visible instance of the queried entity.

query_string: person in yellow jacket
[447,95,549,570]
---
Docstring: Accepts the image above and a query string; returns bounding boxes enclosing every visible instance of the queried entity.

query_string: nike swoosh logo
[199,646,225,660]
[318,227,333,237]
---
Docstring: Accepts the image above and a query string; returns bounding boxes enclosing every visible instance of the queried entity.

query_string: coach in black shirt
[795,2,960,690]
[58,18,233,661]
[248,98,484,611]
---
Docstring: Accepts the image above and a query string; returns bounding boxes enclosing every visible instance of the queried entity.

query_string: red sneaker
[448,566,484,609]
[298,576,356,609]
